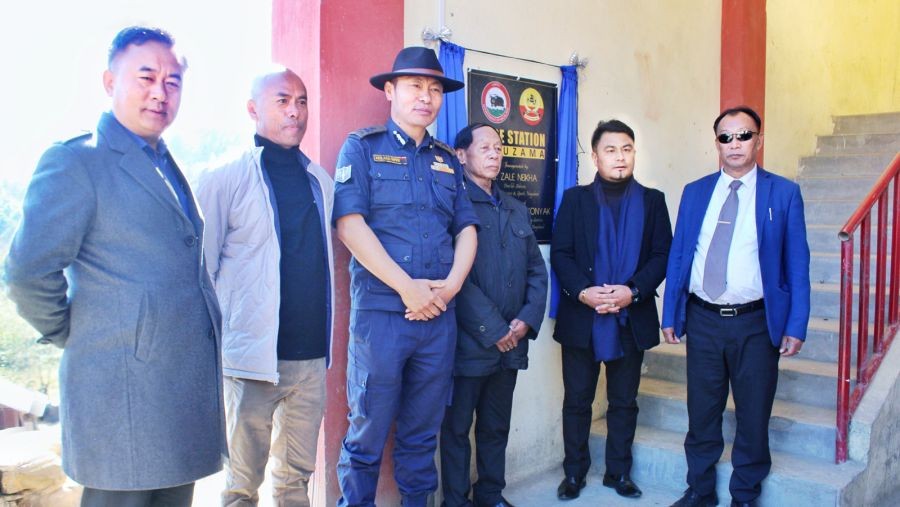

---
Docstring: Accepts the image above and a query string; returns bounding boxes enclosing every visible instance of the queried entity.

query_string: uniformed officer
[333,47,480,507]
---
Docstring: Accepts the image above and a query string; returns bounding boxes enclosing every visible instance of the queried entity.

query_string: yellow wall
[766,0,900,176]
[406,0,721,488]
[408,1,722,194]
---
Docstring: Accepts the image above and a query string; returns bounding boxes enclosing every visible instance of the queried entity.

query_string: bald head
[248,69,308,149]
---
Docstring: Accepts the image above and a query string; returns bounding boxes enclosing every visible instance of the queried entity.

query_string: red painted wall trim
[721,0,766,162]
[271,1,404,505]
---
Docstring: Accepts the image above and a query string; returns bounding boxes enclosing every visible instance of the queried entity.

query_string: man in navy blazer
[661,106,810,507]
[552,120,672,501]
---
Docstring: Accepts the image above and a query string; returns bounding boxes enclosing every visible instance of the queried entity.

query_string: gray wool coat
[5,112,226,490]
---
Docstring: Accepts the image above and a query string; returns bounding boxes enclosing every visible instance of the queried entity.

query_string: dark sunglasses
[716,131,758,144]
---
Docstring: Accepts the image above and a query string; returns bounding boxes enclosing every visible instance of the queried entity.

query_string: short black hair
[590,119,635,151]
[454,122,498,150]
[714,106,762,132]
[108,26,175,66]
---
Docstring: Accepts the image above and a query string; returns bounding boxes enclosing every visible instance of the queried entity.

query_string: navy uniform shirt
[333,119,480,312]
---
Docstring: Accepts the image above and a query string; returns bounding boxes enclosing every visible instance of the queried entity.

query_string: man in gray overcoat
[4,26,225,506]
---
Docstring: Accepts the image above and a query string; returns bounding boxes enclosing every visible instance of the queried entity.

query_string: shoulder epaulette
[433,139,456,156]
[61,131,93,146]
[349,125,387,139]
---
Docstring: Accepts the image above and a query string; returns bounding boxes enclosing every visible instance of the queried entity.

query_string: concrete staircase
[504,113,900,507]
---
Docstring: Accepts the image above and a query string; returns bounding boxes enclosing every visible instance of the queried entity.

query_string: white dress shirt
[689,166,764,304]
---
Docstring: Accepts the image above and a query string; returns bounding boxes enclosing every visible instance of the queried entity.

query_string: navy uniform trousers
[561,325,644,480]
[338,309,457,507]
[684,298,780,503]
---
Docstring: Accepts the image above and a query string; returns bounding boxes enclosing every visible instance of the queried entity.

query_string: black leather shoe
[670,488,719,507]
[477,497,515,507]
[602,473,642,498]
[730,500,756,507]
[556,476,586,500]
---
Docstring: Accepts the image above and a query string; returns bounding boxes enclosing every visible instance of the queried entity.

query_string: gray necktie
[703,180,742,300]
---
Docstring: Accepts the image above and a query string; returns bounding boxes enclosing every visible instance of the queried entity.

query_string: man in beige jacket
[195,68,335,507]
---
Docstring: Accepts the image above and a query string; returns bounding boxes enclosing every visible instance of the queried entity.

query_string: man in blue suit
[661,106,810,507]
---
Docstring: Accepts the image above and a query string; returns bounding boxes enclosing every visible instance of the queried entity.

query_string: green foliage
[0,182,60,398]
[0,294,60,397]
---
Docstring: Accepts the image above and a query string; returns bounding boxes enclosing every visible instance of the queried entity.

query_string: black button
[184,236,197,246]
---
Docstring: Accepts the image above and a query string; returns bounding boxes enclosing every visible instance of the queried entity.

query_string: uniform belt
[689,294,764,317]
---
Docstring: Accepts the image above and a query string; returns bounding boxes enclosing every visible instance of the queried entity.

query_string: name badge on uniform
[431,161,454,174]
[336,165,352,183]
[373,154,408,165]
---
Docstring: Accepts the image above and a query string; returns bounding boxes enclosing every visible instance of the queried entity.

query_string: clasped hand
[496,319,530,352]
[403,279,458,321]
[581,284,633,314]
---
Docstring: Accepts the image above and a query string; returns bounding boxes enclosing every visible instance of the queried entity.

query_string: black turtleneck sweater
[256,134,327,361]
[598,175,632,224]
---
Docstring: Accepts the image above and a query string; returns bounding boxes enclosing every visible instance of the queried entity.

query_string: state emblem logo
[519,87,544,126]
[481,81,511,124]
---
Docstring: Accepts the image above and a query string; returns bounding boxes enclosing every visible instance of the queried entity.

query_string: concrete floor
[190,469,686,507]
[192,467,900,507]
[193,470,273,507]
[501,471,684,507]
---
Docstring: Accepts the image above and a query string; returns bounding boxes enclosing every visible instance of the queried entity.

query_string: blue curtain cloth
[550,65,579,318]
[436,41,467,145]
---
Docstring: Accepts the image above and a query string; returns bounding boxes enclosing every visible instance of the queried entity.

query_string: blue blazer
[661,167,811,346]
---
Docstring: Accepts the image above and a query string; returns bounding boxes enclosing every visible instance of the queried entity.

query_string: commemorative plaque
[467,70,558,243]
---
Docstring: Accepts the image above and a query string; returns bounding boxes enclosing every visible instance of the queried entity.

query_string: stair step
[832,112,900,135]
[642,346,845,409]
[804,198,893,227]
[804,316,877,363]
[806,225,842,254]
[798,153,897,177]
[636,377,836,461]
[798,175,883,200]
[804,316,895,367]
[806,224,894,255]
[809,251,890,285]
[815,133,900,155]
[810,281,891,321]
[588,422,865,507]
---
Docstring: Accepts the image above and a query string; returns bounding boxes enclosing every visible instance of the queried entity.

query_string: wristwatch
[629,285,641,303]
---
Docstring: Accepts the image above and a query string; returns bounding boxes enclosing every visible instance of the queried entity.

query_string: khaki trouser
[223,358,326,507]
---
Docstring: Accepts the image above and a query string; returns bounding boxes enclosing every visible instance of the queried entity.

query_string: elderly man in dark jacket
[440,123,548,507]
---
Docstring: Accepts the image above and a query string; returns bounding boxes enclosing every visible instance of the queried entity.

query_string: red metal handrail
[836,152,900,463]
